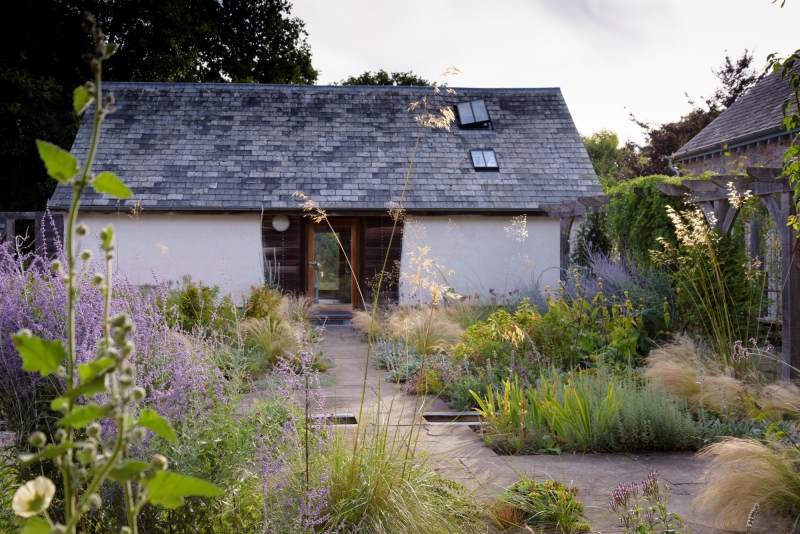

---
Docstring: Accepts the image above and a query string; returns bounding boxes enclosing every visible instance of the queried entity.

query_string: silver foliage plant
[10,14,220,534]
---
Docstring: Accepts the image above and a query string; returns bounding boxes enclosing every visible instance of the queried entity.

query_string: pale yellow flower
[12,476,55,518]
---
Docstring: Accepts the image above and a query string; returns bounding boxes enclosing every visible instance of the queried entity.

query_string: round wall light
[271,215,290,232]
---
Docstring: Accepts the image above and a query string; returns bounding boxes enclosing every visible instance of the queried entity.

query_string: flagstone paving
[310,325,782,534]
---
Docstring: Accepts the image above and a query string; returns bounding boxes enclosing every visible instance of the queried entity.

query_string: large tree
[1,0,317,211]
[339,70,430,86]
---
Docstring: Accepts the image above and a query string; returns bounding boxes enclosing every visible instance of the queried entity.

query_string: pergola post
[780,190,800,379]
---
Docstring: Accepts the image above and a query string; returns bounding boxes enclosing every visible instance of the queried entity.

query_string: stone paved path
[259,326,774,533]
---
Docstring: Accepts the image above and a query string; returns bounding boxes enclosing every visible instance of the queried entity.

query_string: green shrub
[451,292,651,374]
[601,380,698,452]
[496,477,590,533]
[160,279,237,336]
[606,175,683,266]
[243,285,282,320]
[473,370,699,453]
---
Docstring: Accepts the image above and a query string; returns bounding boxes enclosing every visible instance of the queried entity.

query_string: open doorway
[307,220,358,308]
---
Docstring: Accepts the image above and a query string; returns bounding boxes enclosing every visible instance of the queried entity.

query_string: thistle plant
[9,14,220,534]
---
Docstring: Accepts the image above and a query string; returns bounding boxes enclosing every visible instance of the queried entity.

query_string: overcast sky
[291,0,799,145]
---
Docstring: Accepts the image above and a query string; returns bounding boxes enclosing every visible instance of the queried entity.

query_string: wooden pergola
[539,194,609,277]
[654,167,799,378]
[540,168,799,378]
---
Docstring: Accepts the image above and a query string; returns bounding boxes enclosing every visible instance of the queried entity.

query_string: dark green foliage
[499,478,590,532]
[339,69,430,86]
[243,285,282,320]
[161,280,237,335]
[606,175,684,266]
[570,211,611,268]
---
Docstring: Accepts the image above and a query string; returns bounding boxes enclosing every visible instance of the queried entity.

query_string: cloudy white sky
[291,0,799,145]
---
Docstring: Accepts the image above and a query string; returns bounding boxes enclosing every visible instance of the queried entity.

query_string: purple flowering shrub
[0,236,226,448]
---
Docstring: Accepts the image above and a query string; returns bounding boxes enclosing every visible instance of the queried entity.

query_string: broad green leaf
[108,460,150,482]
[11,334,68,377]
[92,171,132,198]
[143,471,223,509]
[78,358,116,383]
[35,140,78,183]
[138,409,177,444]
[51,376,108,410]
[22,517,51,534]
[58,404,111,429]
[73,85,93,115]
[20,442,74,466]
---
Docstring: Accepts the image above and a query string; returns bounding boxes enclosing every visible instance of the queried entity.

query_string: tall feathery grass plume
[644,335,747,413]
[651,201,766,374]
[694,438,800,530]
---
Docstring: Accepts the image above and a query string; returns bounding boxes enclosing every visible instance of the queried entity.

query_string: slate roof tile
[676,63,800,159]
[50,83,600,211]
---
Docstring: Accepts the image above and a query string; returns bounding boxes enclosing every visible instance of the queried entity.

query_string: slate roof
[50,83,600,211]
[675,64,800,160]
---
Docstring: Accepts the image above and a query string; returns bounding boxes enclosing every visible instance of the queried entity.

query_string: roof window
[457,100,491,129]
[470,149,498,170]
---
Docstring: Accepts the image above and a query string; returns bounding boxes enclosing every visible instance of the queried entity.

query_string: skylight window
[470,149,498,170]
[457,100,491,128]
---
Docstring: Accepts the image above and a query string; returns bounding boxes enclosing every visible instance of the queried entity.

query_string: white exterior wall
[399,215,561,304]
[77,213,263,303]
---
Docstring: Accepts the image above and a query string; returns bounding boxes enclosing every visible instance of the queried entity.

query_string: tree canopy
[1,0,317,211]
[338,70,430,86]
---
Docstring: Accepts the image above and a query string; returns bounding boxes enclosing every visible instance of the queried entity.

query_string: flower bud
[131,427,147,441]
[121,340,135,356]
[130,387,146,402]
[51,525,67,534]
[76,223,89,236]
[87,423,101,438]
[54,429,67,443]
[50,259,62,272]
[87,493,102,510]
[151,454,168,471]
[120,527,132,534]
[28,431,47,448]
[119,374,134,388]
[16,329,33,339]
[81,249,93,261]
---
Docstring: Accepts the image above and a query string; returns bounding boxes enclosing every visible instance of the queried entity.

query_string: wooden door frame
[306,218,360,309]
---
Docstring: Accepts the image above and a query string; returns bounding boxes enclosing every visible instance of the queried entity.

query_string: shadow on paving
[248,325,773,534]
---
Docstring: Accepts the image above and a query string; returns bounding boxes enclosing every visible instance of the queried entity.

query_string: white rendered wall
[77,213,263,303]
[399,215,561,304]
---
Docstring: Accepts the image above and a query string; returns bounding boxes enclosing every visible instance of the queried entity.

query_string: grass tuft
[694,438,800,530]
